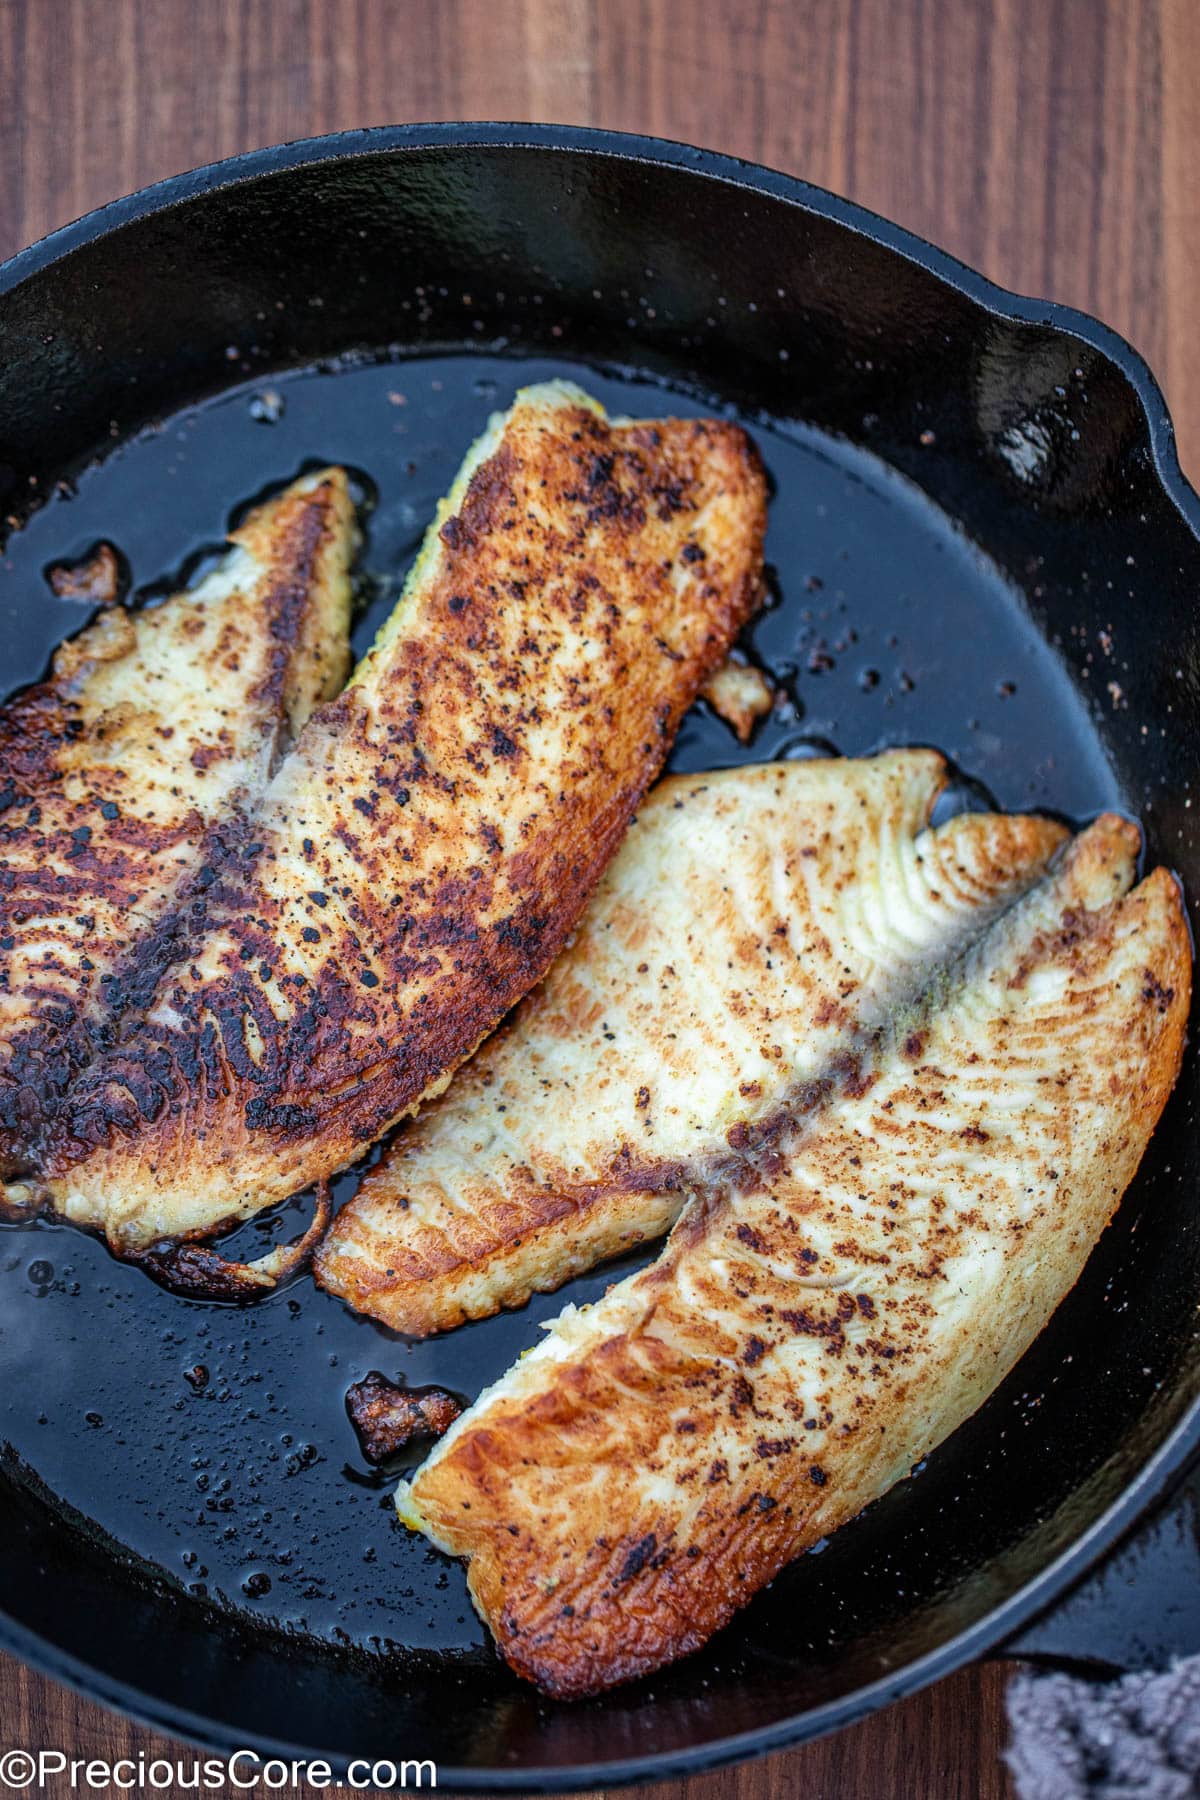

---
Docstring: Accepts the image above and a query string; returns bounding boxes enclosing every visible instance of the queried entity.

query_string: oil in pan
[0,351,1121,1657]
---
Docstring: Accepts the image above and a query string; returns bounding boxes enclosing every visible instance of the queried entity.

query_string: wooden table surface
[1,1,1197,1795]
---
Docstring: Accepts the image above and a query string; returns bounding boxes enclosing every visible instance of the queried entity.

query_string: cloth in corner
[1006,1656,1200,1799]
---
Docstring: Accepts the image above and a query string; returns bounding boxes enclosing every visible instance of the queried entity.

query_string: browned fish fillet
[0,469,355,1172]
[398,814,1189,1696]
[316,750,1069,1334]
[33,381,766,1255]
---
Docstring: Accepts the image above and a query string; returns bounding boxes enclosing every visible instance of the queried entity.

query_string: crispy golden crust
[38,384,767,1250]
[0,470,355,1172]
[46,541,124,606]
[128,1179,333,1300]
[346,1373,463,1463]
[401,816,1190,1697]
[316,752,1069,1334]
[698,657,774,742]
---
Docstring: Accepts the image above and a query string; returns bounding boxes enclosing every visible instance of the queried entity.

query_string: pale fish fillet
[398,814,1190,1696]
[316,750,1069,1333]
[34,382,767,1255]
[0,469,355,1172]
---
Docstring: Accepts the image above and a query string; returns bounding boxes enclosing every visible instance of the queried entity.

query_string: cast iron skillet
[0,125,1199,1788]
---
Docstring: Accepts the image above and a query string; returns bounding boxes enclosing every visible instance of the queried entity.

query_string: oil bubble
[248,390,285,424]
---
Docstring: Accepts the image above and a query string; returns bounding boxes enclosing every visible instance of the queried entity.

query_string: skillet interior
[0,132,1198,1783]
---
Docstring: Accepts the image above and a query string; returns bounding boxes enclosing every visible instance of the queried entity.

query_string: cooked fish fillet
[316,750,1070,1334]
[0,469,355,1172]
[34,382,766,1253]
[398,814,1189,1697]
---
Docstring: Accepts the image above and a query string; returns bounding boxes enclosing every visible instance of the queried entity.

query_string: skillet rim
[0,120,1198,1788]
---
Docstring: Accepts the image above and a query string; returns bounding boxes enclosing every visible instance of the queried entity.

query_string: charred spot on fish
[781,1305,846,1348]
[494,914,547,959]
[729,1374,758,1417]
[1143,973,1175,1013]
[244,1098,317,1134]
[128,1242,276,1304]
[615,1533,657,1585]
[191,742,230,773]
[826,1050,865,1097]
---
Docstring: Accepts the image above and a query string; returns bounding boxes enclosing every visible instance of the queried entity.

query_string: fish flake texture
[317,750,1070,1333]
[0,468,356,1173]
[37,381,767,1251]
[398,811,1189,1697]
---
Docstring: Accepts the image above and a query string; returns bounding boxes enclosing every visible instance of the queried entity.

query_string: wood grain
[7,1653,1014,1800]
[0,0,1193,1794]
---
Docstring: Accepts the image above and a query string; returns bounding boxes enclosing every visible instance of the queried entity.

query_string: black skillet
[0,124,1199,1788]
